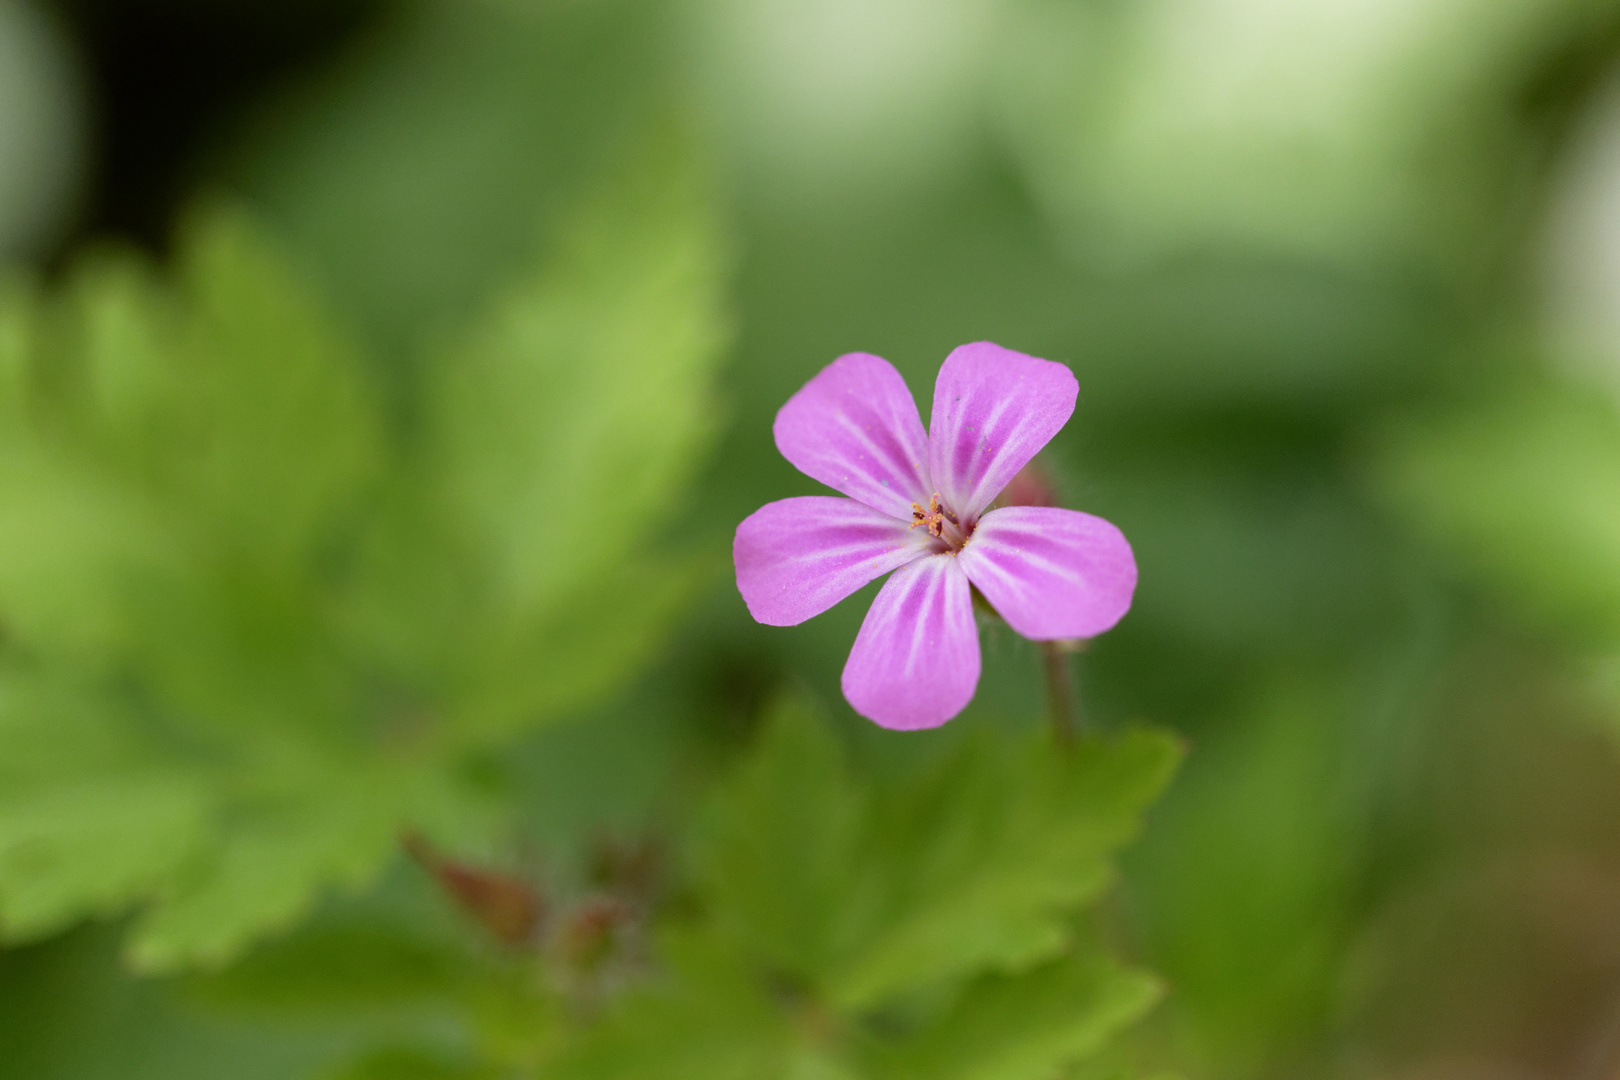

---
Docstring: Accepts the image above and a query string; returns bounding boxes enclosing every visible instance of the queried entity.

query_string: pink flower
[734,342,1137,730]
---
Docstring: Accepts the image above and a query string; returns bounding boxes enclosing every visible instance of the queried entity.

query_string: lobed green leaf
[700,700,1180,1011]
[0,121,730,968]
[569,700,1186,1080]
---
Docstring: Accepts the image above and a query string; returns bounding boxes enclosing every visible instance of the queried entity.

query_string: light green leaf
[386,119,732,744]
[127,759,436,973]
[27,215,381,568]
[161,207,383,565]
[0,674,208,942]
[57,251,174,449]
[0,443,172,658]
[0,774,207,942]
[0,272,37,414]
[431,119,729,621]
[324,118,731,747]
[450,553,712,743]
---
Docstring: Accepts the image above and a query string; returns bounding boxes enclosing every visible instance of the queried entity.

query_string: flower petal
[774,352,932,521]
[735,496,935,626]
[841,554,980,730]
[928,342,1079,519]
[957,506,1136,640]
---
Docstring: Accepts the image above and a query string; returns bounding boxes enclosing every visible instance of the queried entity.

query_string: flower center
[909,493,969,549]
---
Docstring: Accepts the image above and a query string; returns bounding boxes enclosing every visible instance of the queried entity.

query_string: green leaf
[1123,682,1359,1067]
[314,1049,496,1080]
[430,119,728,623]
[869,953,1162,1080]
[235,0,680,357]
[364,118,733,744]
[0,213,405,966]
[0,131,729,965]
[192,920,472,1018]
[826,728,1180,1010]
[0,272,37,414]
[574,703,1179,1080]
[0,923,350,1080]
[700,701,1178,1010]
[446,551,713,745]
[160,207,384,565]
[126,761,415,972]
[177,880,527,1078]
[0,460,143,655]
[0,774,206,942]
[552,928,797,1080]
[0,429,175,660]
[0,674,209,942]
[700,698,865,981]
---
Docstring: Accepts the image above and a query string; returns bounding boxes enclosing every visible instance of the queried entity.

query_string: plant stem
[1042,640,1079,747]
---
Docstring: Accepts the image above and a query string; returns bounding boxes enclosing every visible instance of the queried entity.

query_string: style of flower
[733,342,1137,730]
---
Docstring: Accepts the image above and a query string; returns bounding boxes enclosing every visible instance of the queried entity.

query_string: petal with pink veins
[841,554,980,730]
[957,506,1136,640]
[928,343,1078,520]
[735,496,936,626]
[774,352,933,521]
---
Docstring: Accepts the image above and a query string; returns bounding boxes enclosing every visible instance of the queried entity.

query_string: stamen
[907,493,951,540]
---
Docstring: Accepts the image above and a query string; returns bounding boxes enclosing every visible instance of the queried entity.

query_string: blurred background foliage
[1,0,1620,1078]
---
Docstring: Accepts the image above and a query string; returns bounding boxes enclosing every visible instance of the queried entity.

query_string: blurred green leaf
[553,928,796,1080]
[1371,377,1620,641]
[433,124,725,620]
[315,1049,495,1080]
[0,211,409,965]
[420,122,729,740]
[0,454,166,657]
[0,112,730,968]
[1124,682,1361,1069]
[0,676,208,942]
[0,272,38,411]
[174,874,542,1078]
[193,919,471,1018]
[0,923,350,1080]
[319,126,731,745]
[126,760,422,971]
[236,0,679,360]
[162,210,384,564]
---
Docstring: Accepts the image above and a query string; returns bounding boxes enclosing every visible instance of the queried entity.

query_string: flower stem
[1042,640,1080,746]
